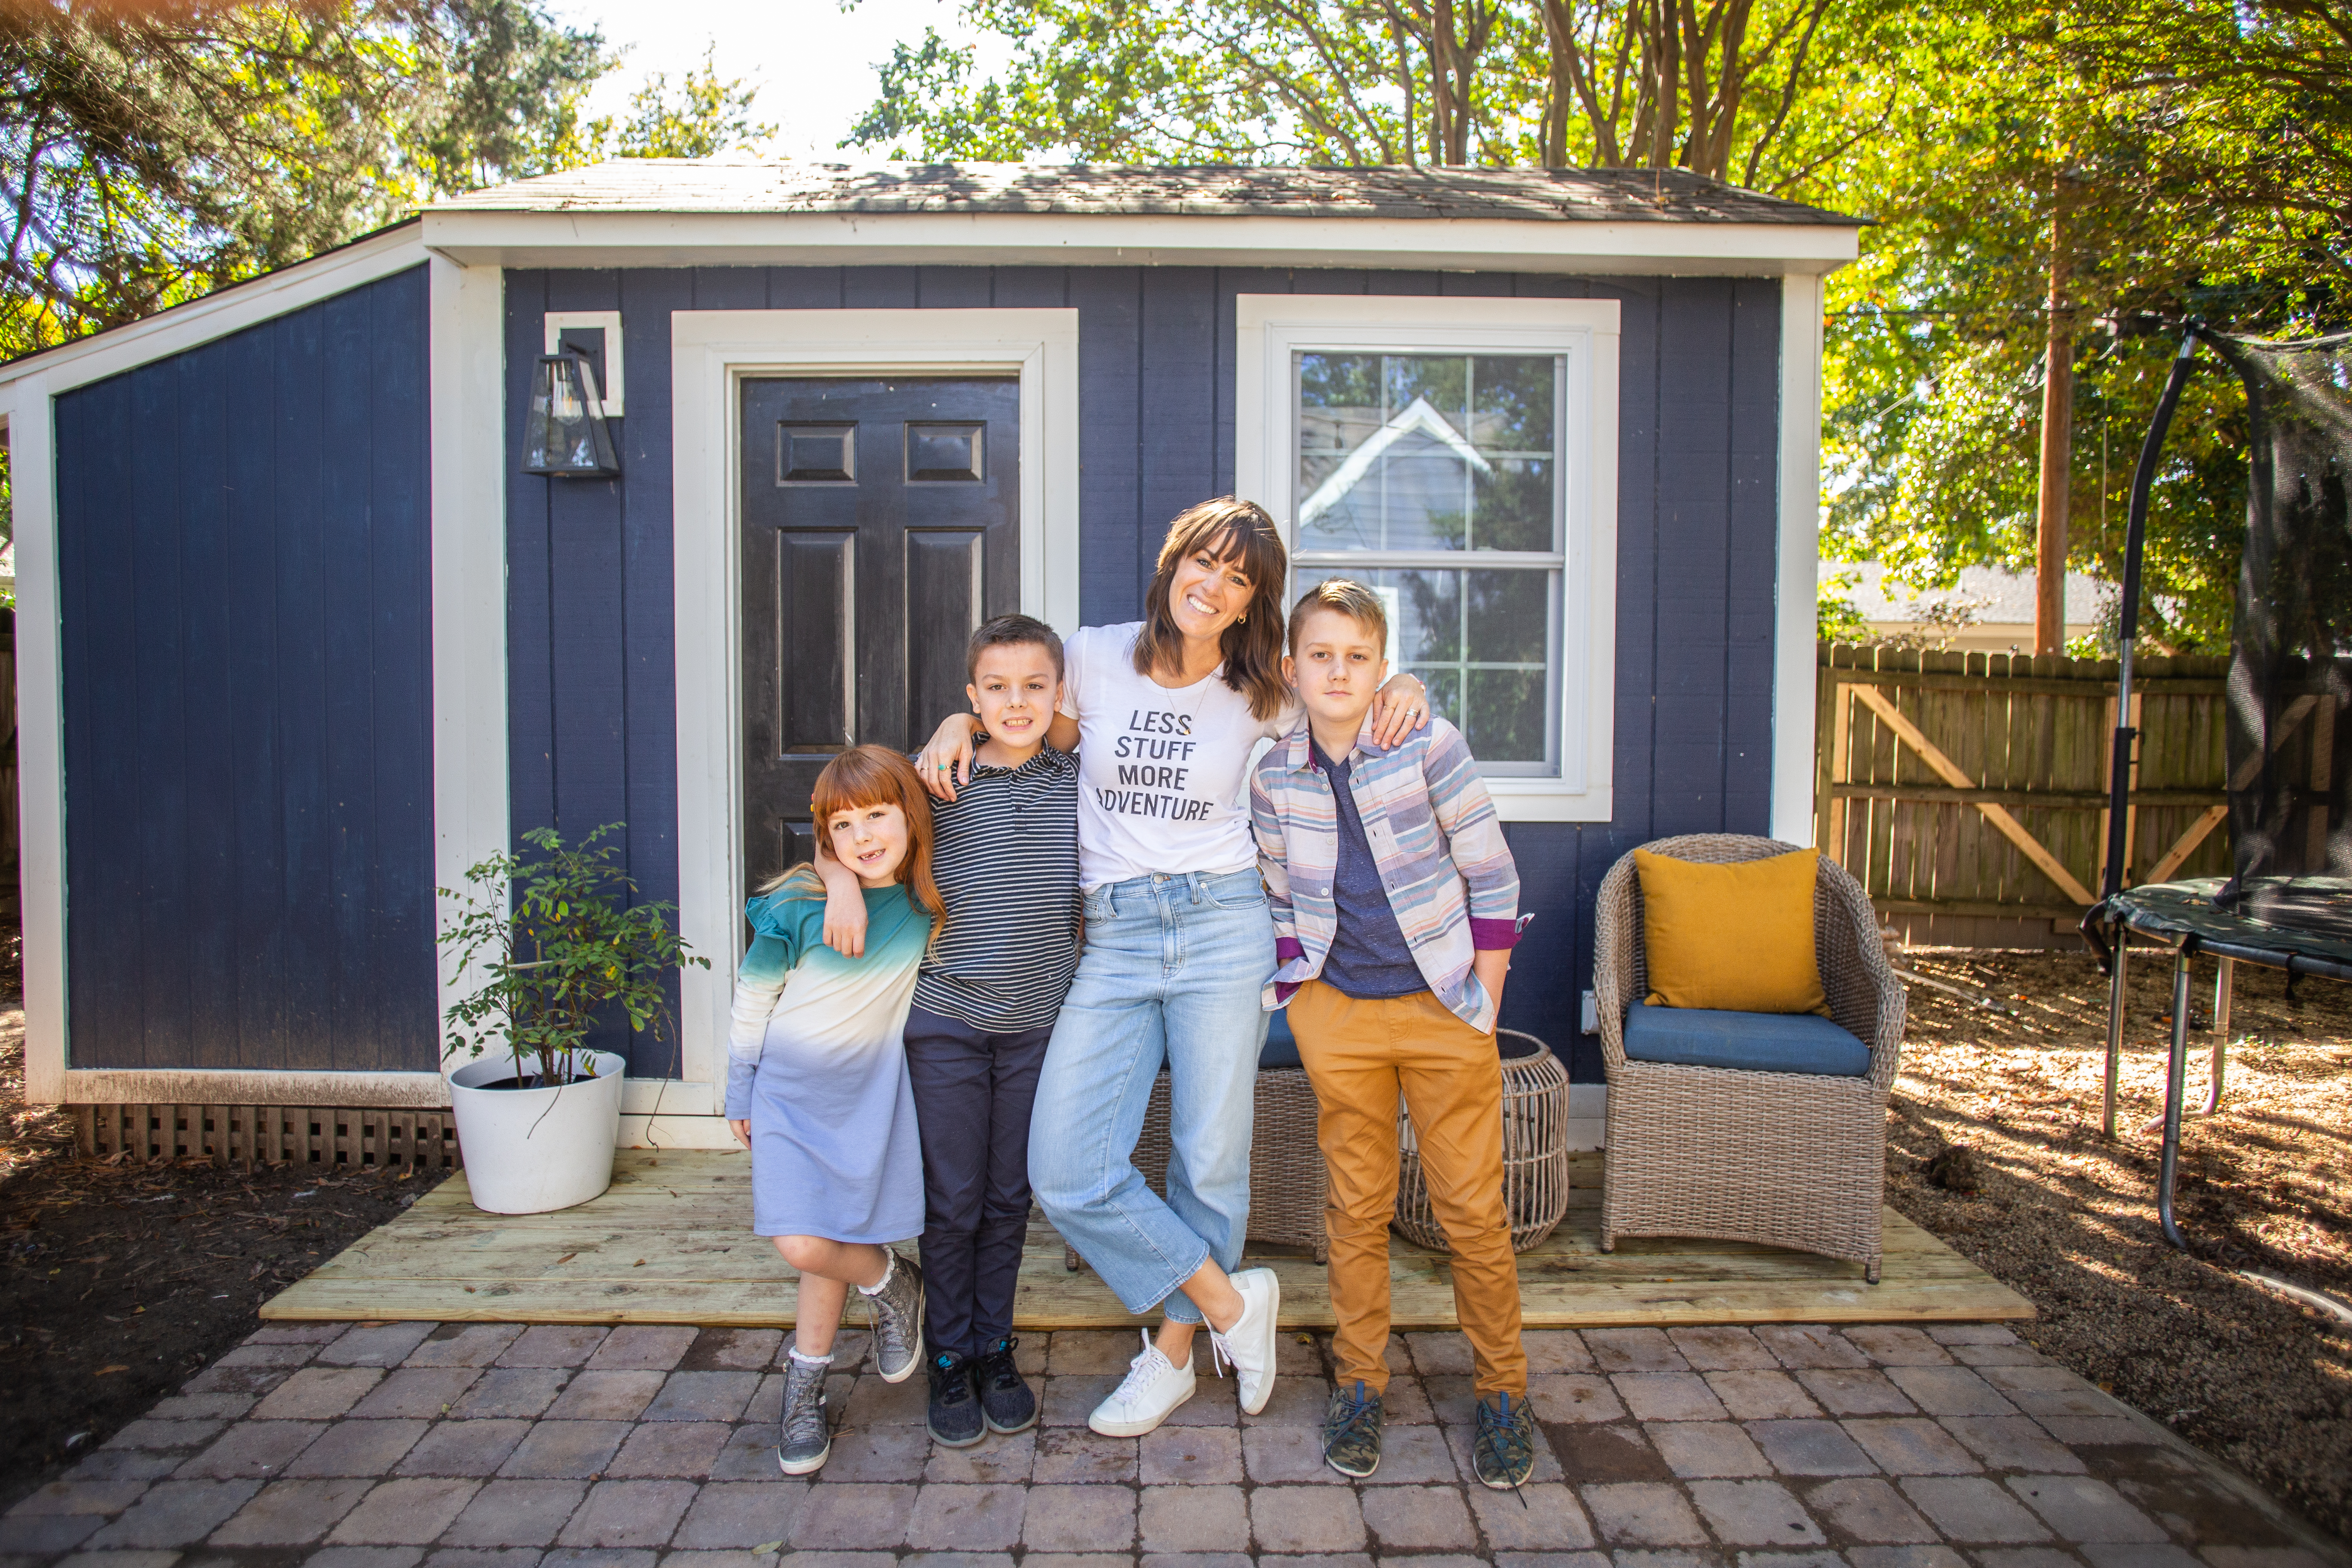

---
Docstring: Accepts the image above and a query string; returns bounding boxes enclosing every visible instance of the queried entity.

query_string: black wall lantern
[523,350,620,477]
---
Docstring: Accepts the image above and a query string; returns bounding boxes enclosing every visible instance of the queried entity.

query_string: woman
[911,497,1427,1437]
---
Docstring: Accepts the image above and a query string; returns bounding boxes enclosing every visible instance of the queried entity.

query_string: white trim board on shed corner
[669,308,1082,1106]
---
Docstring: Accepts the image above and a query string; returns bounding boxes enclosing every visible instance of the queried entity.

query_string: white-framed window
[1235,295,1620,822]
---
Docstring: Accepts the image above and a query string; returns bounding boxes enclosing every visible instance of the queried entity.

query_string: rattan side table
[1393,1029,1572,1253]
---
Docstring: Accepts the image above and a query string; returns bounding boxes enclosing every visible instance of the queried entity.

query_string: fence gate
[1816,645,2232,949]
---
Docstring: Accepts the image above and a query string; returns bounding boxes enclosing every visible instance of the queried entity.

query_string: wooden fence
[1816,644,2232,948]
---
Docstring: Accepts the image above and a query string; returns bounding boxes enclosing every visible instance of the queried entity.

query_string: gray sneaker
[867,1249,925,1382]
[775,1357,831,1475]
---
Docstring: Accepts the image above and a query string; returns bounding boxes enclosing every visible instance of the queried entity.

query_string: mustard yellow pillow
[1634,847,1828,1014]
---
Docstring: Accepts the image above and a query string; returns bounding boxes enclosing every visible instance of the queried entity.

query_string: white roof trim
[422,210,1857,277]
[1298,395,1491,528]
[0,224,429,392]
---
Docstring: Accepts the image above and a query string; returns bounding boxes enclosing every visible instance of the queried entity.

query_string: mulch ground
[0,968,440,1512]
[1890,945,2352,1544]
[1,936,2346,1544]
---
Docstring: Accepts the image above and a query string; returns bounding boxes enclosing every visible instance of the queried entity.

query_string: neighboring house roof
[1298,396,1492,528]
[431,160,1862,227]
[1822,560,2110,625]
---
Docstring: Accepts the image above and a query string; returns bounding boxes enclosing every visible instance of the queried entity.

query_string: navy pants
[902,1005,1055,1360]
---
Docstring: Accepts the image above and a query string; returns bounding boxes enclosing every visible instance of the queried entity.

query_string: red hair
[762,745,945,926]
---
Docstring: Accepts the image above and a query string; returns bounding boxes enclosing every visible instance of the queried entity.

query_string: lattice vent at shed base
[73,1104,462,1170]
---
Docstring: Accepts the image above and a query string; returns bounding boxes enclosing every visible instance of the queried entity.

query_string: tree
[1819,0,2351,653]
[588,47,777,160]
[848,0,1887,187]
[0,0,614,360]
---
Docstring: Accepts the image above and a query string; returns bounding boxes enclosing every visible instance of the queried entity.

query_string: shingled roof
[433,160,1859,227]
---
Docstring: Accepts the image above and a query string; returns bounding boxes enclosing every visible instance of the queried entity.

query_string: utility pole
[2035,177,2073,655]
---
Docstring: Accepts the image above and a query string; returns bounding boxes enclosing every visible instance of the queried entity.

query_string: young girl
[725,745,944,1476]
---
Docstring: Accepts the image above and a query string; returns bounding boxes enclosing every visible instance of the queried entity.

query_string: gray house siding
[505,264,1782,1080]
[56,264,438,1073]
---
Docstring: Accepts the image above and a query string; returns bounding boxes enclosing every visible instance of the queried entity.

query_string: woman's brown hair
[1130,496,1290,720]
[759,745,946,929]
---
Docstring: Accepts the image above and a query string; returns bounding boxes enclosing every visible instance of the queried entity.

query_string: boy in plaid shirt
[1249,578,1534,1488]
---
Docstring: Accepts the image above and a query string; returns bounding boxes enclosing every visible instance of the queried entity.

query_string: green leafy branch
[437,823,709,1087]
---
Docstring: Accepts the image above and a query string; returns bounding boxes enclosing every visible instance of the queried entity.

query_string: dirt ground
[1889,945,2352,1544]
[0,982,438,1511]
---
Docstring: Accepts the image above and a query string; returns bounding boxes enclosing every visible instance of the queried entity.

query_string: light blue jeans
[1028,868,1274,1323]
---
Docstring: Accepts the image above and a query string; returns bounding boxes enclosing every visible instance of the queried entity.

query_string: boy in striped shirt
[1248,579,1534,1488]
[903,616,1081,1447]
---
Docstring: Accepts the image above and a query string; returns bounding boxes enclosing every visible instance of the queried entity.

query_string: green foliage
[590,47,776,160]
[438,823,709,1087]
[1814,0,2343,654]
[0,0,616,361]
[1816,566,1870,642]
[1,2,775,365]
[847,0,1875,181]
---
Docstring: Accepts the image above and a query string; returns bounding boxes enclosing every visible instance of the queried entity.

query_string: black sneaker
[976,1335,1038,1434]
[1472,1390,1537,1489]
[1320,1379,1384,1478]
[926,1351,984,1447]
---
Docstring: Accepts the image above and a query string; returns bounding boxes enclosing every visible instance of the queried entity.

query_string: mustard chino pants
[1289,978,1527,1397]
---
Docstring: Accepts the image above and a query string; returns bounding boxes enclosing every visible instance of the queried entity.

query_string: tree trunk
[2035,181,2073,655]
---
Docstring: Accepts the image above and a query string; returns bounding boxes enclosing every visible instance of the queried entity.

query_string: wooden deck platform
[262,1151,2033,1329]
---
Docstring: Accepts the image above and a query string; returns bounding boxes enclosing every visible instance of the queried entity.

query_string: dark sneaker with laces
[1472,1390,1537,1489]
[866,1249,925,1382]
[1320,1380,1384,1478]
[926,1352,984,1447]
[977,1336,1038,1434]
[775,1356,832,1475]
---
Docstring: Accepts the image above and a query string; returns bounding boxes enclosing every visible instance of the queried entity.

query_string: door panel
[740,377,1020,896]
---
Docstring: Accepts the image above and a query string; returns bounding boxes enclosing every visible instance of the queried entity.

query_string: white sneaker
[1088,1329,1195,1437]
[1210,1267,1282,1416]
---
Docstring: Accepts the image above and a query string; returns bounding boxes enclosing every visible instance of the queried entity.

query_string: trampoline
[2083,326,2352,1250]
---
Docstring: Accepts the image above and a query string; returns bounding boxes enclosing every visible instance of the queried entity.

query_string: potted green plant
[438,824,708,1214]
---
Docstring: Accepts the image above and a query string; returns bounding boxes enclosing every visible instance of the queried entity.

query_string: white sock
[856,1251,896,1297]
[788,1345,833,1368]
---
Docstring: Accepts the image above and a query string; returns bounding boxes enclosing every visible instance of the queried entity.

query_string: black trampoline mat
[2110,876,2352,979]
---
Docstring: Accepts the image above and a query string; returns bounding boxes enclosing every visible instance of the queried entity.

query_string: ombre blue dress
[724,883,931,1243]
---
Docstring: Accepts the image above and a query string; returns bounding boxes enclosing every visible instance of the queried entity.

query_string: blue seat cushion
[1623,1001,1871,1078]
[1260,1008,1302,1070]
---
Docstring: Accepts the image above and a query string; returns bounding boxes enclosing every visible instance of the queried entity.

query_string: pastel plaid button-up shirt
[1249,713,1525,1032]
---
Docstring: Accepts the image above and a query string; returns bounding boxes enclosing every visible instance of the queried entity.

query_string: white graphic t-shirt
[1060,622,1302,890]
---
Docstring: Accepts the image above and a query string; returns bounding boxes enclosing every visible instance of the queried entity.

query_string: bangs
[1171,515,1282,587]
[810,747,925,826]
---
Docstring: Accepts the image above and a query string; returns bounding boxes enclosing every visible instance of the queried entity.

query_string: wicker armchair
[1593,834,1905,1281]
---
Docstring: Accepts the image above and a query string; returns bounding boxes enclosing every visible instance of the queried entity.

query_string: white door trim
[669,308,1082,1095]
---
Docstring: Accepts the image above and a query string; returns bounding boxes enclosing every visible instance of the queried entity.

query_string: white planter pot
[447,1050,626,1214]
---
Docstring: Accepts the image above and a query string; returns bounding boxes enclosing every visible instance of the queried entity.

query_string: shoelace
[1323,1384,1378,1445]
[781,1362,828,1447]
[1107,1329,1176,1406]
[1474,1393,1534,1502]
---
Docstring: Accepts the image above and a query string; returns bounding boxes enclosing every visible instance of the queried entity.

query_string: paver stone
[202,1476,372,1546]
[1687,1479,1826,1546]
[584,1326,696,1372]
[1842,1418,1981,1475]
[1137,1484,1248,1553]
[1358,1485,1476,1549]
[442,1479,591,1547]
[1578,1482,1709,1547]
[1648,1421,1773,1478]
[1248,1486,1366,1553]
[907,1484,1027,1552]
[554,1479,697,1548]
[671,1480,809,1550]
[2005,1474,2169,1544]
[252,1368,386,1421]
[1141,1426,1242,1484]
[1899,1476,2051,1543]
[1804,1477,1938,1543]
[318,1324,438,1367]
[352,1369,484,1421]
[1746,1418,1877,1476]
[790,1482,919,1550]
[1466,1482,1597,1550]
[396,1419,533,1477]
[327,1478,483,1544]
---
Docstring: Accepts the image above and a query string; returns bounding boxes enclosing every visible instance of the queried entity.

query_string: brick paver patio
[5,1318,2341,1568]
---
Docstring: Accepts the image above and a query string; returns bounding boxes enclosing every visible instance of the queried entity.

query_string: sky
[559,0,999,160]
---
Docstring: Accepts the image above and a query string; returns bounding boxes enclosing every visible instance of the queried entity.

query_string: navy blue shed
[1,162,1860,1144]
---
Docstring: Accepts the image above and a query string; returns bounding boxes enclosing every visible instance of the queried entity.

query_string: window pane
[1471,459,1552,552]
[1466,670,1548,763]
[1466,570,1548,664]
[1296,351,1559,556]
[1471,355,1554,453]
[1372,568,1461,663]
